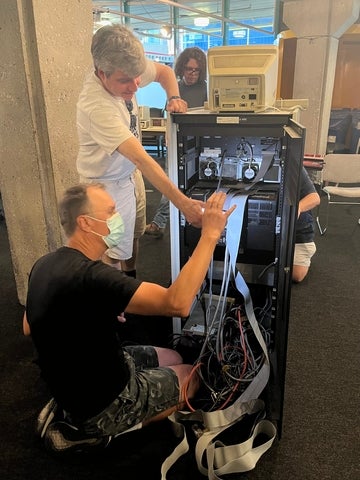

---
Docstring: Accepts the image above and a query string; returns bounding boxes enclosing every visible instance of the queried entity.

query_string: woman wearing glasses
[175,47,208,109]
[145,47,208,238]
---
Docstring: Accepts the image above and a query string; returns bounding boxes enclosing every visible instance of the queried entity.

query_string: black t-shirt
[178,79,208,108]
[26,247,141,422]
[296,167,317,243]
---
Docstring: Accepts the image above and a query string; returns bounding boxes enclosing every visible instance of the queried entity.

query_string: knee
[292,265,309,283]
[177,364,200,399]
[155,347,183,366]
[187,368,201,398]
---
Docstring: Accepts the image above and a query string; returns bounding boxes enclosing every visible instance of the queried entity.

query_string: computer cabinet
[167,109,305,434]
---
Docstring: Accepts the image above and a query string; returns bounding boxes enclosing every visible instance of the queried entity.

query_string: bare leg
[120,238,139,273]
[155,347,183,366]
[154,348,199,397]
[292,264,309,283]
[141,347,200,426]
[142,363,200,427]
[102,238,139,274]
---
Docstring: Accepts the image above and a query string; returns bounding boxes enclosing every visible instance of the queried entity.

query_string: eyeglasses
[184,67,201,73]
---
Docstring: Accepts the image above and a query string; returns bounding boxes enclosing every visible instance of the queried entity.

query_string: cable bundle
[184,298,271,412]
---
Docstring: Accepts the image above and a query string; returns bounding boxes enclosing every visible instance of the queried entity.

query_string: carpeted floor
[0,176,359,480]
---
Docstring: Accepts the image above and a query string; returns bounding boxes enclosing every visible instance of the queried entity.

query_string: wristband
[168,95,181,102]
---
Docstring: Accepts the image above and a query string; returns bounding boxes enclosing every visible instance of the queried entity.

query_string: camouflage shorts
[82,345,180,436]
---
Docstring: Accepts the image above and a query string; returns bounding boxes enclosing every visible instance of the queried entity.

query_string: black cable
[216,149,227,191]
[258,257,278,279]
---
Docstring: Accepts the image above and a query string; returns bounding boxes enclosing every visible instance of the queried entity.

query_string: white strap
[161,400,276,480]
[206,420,277,479]
[160,419,189,479]
[225,193,270,403]
[194,399,265,476]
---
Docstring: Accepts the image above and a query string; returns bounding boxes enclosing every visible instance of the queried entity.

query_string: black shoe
[44,421,112,455]
[36,398,59,439]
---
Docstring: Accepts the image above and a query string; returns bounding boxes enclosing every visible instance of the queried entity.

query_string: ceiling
[92,1,278,38]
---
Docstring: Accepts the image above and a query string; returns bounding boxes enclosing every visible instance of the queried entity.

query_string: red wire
[182,308,251,412]
[217,309,248,410]
[182,362,203,412]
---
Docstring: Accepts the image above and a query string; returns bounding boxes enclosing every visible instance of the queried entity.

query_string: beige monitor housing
[208,45,278,112]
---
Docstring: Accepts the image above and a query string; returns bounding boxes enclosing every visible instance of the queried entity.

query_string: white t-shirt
[75,60,156,260]
[76,60,156,181]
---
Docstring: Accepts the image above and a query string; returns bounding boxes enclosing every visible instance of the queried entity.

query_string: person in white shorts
[76,25,204,278]
[292,167,320,282]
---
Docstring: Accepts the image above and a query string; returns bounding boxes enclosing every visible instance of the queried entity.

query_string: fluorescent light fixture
[194,17,209,27]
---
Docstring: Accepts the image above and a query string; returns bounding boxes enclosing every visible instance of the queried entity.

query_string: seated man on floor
[23,183,235,451]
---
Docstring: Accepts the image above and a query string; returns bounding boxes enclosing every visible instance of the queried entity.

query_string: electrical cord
[216,149,228,191]
[184,272,271,412]
[180,197,274,412]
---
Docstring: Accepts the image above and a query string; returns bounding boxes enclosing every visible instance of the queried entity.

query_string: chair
[141,107,166,157]
[316,153,360,235]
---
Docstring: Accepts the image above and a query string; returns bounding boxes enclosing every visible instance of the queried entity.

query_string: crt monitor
[207,45,278,112]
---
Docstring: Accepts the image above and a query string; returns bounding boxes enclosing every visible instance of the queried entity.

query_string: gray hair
[91,25,146,78]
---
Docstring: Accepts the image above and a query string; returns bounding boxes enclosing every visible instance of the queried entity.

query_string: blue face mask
[86,212,125,248]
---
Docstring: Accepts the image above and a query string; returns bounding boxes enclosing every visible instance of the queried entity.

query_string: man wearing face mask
[23,183,235,452]
[76,25,204,279]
